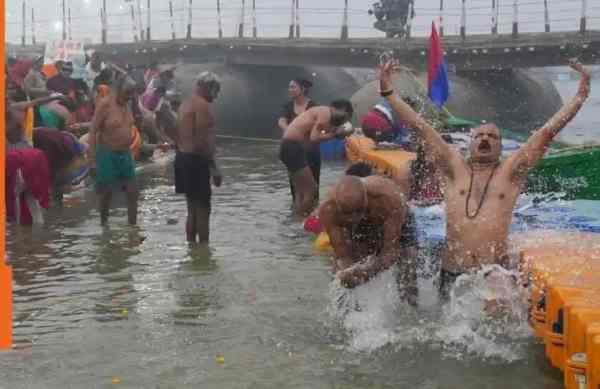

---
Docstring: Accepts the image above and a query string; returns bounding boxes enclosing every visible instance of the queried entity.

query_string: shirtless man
[280,100,354,215]
[378,59,590,297]
[319,169,417,304]
[89,77,138,226]
[173,72,222,244]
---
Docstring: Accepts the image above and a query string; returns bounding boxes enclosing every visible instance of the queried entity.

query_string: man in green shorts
[89,77,138,226]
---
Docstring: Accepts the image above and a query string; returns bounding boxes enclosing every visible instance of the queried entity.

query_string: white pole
[460,0,466,39]
[289,0,295,39]
[512,0,519,36]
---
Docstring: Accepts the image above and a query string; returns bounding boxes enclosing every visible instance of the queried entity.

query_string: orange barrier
[589,334,600,389]
[1,0,13,350]
[564,309,600,389]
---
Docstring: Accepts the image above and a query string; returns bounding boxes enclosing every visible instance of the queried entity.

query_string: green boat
[526,146,600,200]
[445,116,600,200]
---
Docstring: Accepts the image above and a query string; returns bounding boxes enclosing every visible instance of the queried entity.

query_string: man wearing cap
[89,76,139,226]
[280,99,355,215]
[173,72,223,244]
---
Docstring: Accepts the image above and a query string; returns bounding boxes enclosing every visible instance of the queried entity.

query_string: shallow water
[3,137,600,388]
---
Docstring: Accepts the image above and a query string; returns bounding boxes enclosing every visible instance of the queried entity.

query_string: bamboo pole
[0,0,14,350]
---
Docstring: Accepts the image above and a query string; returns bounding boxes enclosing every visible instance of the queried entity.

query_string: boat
[526,145,600,200]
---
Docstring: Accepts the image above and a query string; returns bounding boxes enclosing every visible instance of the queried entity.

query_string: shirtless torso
[91,94,134,151]
[282,106,333,149]
[319,175,412,288]
[175,94,215,158]
[378,59,590,274]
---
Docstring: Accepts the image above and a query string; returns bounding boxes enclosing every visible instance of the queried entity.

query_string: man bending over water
[378,59,590,297]
[280,100,354,215]
[319,165,417,304]
[173,72,223,244]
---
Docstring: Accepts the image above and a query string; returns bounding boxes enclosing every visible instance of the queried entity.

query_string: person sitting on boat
[377,59,591,299]
[360,96,419,149]
[280,100,355,215]
[318,166,418,305]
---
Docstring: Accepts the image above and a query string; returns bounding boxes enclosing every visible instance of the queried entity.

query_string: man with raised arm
[378,59,590,298]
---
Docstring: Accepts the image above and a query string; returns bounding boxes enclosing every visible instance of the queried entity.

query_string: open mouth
[478,140,491,152]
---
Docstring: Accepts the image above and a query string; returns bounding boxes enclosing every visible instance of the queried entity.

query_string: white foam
[329,264,532,362]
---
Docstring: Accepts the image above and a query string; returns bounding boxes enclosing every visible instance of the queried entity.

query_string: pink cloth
[6,148,51,225]
[361,110,392,133]
[304,214,323,235]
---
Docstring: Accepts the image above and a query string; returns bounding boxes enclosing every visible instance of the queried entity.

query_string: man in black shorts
[279,100,354,215]
[174,72,223,243]
[319,164,418,305]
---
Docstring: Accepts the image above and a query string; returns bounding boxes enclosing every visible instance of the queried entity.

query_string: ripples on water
[3,139,599,388]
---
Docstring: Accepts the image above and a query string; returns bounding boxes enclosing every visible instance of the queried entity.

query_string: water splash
[329,264,532,362]
[436,265,532,362]
[328,267,422,352]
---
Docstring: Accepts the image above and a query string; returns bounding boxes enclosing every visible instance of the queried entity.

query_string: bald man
[378,59,590,298]
[89,77,138,226]
[319,171,417,304]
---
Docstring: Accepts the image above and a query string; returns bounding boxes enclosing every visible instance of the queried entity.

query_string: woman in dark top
[278,78,321,200]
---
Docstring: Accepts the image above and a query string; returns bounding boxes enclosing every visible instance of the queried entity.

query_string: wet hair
[330,99,354,117]
[196,71,221,99]
[345,162,373,177]
[292,78,313,94]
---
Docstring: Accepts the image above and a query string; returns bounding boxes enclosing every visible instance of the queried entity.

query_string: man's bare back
[319,175,412,288]
[378,59,590,275]
[176,95,215,157]
[282,106,332,147]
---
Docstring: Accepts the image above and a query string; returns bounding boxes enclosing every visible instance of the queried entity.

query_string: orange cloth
[42,64,58,79]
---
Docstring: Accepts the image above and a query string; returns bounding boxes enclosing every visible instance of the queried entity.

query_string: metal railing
[4,1,600,46]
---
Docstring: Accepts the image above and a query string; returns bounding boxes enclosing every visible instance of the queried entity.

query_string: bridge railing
[5,0,600,46]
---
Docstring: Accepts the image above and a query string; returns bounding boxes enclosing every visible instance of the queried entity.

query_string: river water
[1,79,599,388]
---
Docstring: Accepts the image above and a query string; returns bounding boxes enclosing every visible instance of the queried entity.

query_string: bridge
[5,1,600,71]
